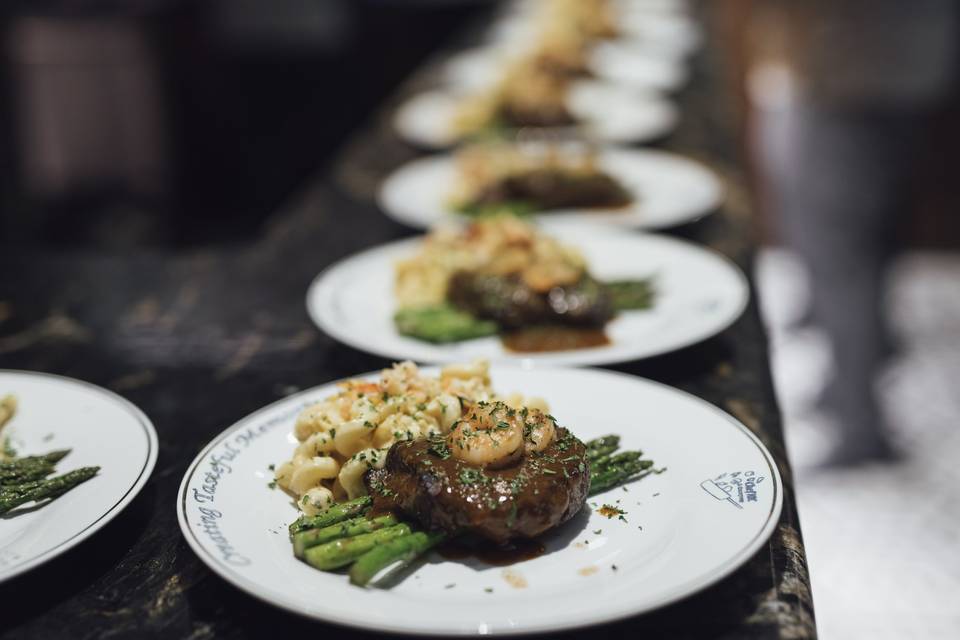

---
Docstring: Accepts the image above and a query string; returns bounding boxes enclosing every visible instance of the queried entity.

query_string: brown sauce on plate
[502,326,610,353]
[437,538,546,566]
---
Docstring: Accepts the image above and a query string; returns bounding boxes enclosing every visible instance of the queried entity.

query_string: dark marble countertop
[0,11,817,640]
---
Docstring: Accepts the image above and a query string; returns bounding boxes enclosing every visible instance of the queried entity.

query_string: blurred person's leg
[748,0,956,466]
[760,103,923,464]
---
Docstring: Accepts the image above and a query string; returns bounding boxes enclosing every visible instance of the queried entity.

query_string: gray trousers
[758,103,925,452]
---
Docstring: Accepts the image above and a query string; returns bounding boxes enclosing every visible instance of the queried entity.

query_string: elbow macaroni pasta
[275,360,549,513]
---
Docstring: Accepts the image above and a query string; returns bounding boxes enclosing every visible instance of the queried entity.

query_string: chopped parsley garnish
[458,468,487,485]
[368,477,395,497]
[597,504,627,520]
[428,438,452,460]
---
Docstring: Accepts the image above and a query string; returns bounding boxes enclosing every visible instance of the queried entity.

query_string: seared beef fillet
[498,104,577,129]
[365,426,589,544]
[468,169,632,211]
[447,272,615,330]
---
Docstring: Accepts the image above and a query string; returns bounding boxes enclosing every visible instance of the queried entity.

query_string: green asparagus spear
[0,477,53,496]
[394,305,498,344]
[588,460,656,496]
[0,466,99,514]
[0,462,56,485]
[293,514,399,558]
[349,530,446,587]
[19,450,70,465]
[586,443,619,461]
[288,496,372,536]
[302,524,412,571]
[590,457,648,480]
[0,449,70,471]
[457,200,536,219]
[590,450,644,469]
[605,279,656,311]
[585,435,620,451]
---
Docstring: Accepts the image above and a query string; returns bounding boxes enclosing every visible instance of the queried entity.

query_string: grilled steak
[447,272,615,330]
[468,169,632,211]
[365,424,589,544]
[498,103,577,129]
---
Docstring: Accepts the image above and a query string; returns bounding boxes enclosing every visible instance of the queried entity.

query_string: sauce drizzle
[503,326,610,353]
[438,537,546,566]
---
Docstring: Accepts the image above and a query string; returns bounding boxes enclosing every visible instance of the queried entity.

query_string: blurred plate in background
[486,5,701,59]
[443,41,689,93]
[306,229,748,366]
[393,82,677,149]
[378,148,723,230]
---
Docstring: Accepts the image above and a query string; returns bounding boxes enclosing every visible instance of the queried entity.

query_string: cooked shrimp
[522,409,556,453]
[449,401,524,469]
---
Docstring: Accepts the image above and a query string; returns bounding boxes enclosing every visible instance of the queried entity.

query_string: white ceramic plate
[506,0,691,18]
[0,370,158,583]
[393,82,677,149]
[443,42,689,93]
[378,148,723,230]
[305,229,748,366]
[487,6,701,59]
[178,366,783,636]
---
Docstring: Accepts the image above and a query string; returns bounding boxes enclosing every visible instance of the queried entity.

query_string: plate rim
[376,147,725,231]
[0,369,159,584]
[177,365,783,636]
[392,84,679,150]
[443,43,690,93]
[304,230,749,366]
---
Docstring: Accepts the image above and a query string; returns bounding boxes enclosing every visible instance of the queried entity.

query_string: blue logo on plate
[700,471,765,509]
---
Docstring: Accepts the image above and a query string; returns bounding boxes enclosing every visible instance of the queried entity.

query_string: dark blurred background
[0,0,493,249]
[4,1,960,252]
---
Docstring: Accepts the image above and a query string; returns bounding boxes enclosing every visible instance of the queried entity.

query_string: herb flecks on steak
[366,423,589,544]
